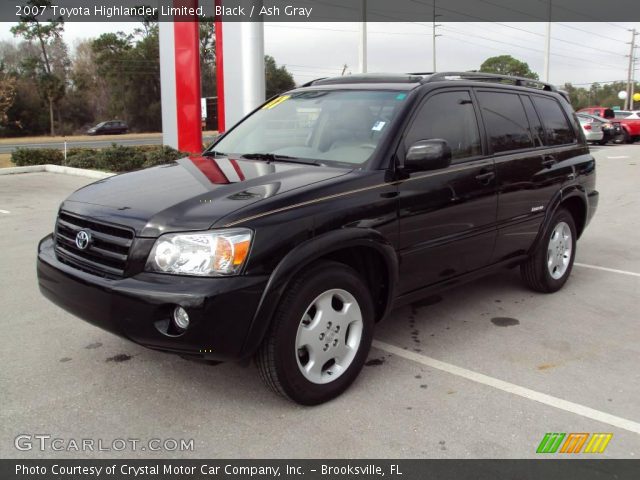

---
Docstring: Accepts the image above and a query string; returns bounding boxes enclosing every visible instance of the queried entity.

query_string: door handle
[475,170,495,184]
[542,155,557,168]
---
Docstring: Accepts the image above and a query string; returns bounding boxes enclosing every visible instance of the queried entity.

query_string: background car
[611,110,640,119]
[578,106,640,143]
[87,120,129,135]
[576,113,623,144]
[577,115,604,144]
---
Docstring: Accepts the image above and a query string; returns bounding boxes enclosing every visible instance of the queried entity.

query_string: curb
[0,164,114,179]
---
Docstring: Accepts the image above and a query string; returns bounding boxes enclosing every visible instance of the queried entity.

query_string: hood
[62,156,350,237]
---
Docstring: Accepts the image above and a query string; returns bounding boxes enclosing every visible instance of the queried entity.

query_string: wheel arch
[530,186,588,255]
[240,228,399,358]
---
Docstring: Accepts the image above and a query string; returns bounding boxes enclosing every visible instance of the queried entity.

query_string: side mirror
[405,139,452,171]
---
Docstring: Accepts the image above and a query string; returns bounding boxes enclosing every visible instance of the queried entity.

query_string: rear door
[481,90,576,263]
[396,88,498,294]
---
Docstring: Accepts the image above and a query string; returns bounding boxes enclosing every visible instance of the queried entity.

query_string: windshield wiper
[202,150,227,157]
[240,153,320,165]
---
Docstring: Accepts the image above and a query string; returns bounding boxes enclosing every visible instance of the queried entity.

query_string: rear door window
[476,91,534,153]
[531,96,576,146]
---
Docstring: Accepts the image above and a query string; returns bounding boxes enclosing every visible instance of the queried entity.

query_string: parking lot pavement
[1,146,639,459]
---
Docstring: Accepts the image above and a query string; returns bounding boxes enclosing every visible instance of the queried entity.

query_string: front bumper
[37,235,269,361]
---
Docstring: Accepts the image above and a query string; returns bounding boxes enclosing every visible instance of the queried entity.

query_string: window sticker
[396,93,407,100]
[262,95,291,109]
[372,121,386,131]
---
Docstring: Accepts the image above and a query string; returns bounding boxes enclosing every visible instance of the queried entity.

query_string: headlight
[145,228,252,276]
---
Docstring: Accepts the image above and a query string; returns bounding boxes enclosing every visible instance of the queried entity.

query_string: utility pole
[358,0,367,73]
[626,28,636,110]
[543,1,552,82]
[432,0,441,72]
[631,52,637,109]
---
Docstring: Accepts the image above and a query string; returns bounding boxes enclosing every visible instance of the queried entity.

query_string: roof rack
[423,72,557,92]
[304,74,424,87]
[301,77,328,87]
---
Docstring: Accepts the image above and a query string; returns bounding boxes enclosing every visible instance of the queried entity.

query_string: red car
[578,106,640,143]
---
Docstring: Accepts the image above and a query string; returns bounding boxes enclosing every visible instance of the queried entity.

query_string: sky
[1,21,639,88]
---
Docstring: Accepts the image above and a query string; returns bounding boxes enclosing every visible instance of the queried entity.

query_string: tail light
[584,124,592,130]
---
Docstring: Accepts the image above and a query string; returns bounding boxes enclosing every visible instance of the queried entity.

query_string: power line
[440,31,622,72]
[555,23,628,44]
[457,22,625,59]
[440,25,626,69]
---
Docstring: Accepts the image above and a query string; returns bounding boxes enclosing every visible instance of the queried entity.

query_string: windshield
[211,90,408,166]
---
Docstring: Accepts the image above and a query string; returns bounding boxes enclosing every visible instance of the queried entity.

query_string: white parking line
[372,340,640,435]
[607,156,629,159]
[575,263,640,278]
[0,209,10,214]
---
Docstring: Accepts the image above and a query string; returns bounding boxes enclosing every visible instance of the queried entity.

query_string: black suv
[87,120,129,135]
[38,73,598,405]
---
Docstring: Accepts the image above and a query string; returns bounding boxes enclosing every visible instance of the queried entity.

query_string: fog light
[173,306,190,330]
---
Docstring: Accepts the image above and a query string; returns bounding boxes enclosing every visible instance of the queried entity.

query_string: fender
[239,228,399,358]
[529,184,588,255]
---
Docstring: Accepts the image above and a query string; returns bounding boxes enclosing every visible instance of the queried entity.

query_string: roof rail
[424,72,557,92]
[300,77,328,87]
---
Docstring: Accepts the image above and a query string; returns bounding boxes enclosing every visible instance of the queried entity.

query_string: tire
[521,208,577,293]
[623,130,632,144]
[256,260,374,405]
[598,138,608,145]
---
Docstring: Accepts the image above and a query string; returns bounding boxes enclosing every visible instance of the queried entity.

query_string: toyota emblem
[75,230,91,250]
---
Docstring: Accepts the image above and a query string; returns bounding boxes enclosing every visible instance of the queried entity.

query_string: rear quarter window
[531,96,576,146]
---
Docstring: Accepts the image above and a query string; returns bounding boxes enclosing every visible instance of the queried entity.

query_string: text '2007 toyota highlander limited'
[38,72,598,405]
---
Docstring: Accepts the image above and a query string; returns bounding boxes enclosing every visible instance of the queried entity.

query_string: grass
[0,154,12,168]
[0,131,218,145]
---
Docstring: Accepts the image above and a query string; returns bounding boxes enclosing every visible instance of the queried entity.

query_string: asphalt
[0,135,218,154]
[0,144,638,459]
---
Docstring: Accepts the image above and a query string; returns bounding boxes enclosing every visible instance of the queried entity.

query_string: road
[0,144,638,459]
[0,135,219,154]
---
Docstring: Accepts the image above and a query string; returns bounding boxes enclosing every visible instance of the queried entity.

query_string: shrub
[11,148,64,166]
[142,146,187,168]
[11,145,190,172]
[66,147,98,157]
[97,145,146,172]
[66,150,100,169]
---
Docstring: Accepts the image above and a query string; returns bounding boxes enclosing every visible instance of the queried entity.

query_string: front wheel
[521,208,576,293]
[256,261,374,405]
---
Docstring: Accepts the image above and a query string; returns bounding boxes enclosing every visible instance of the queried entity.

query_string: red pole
[173,1,203,153]
[214,0,225,133]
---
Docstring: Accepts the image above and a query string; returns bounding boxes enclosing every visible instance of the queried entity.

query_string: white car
[613,110,640,119]
[578,117,604,143]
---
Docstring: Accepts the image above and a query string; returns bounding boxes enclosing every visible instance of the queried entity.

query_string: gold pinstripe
[223,162,486,227]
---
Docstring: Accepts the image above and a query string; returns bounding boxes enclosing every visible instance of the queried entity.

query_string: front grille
[54,211,134,278]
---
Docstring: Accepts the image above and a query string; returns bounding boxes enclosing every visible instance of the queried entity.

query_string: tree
[265,55,295,98]
[0,67,17,129]
[200,20,216,98]
[91,27,162,132]
[11,0,65,135]
[479,55,539,80]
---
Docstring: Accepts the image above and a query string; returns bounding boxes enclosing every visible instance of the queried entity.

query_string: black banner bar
[2,460,639,480]
[3,0,640,22]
